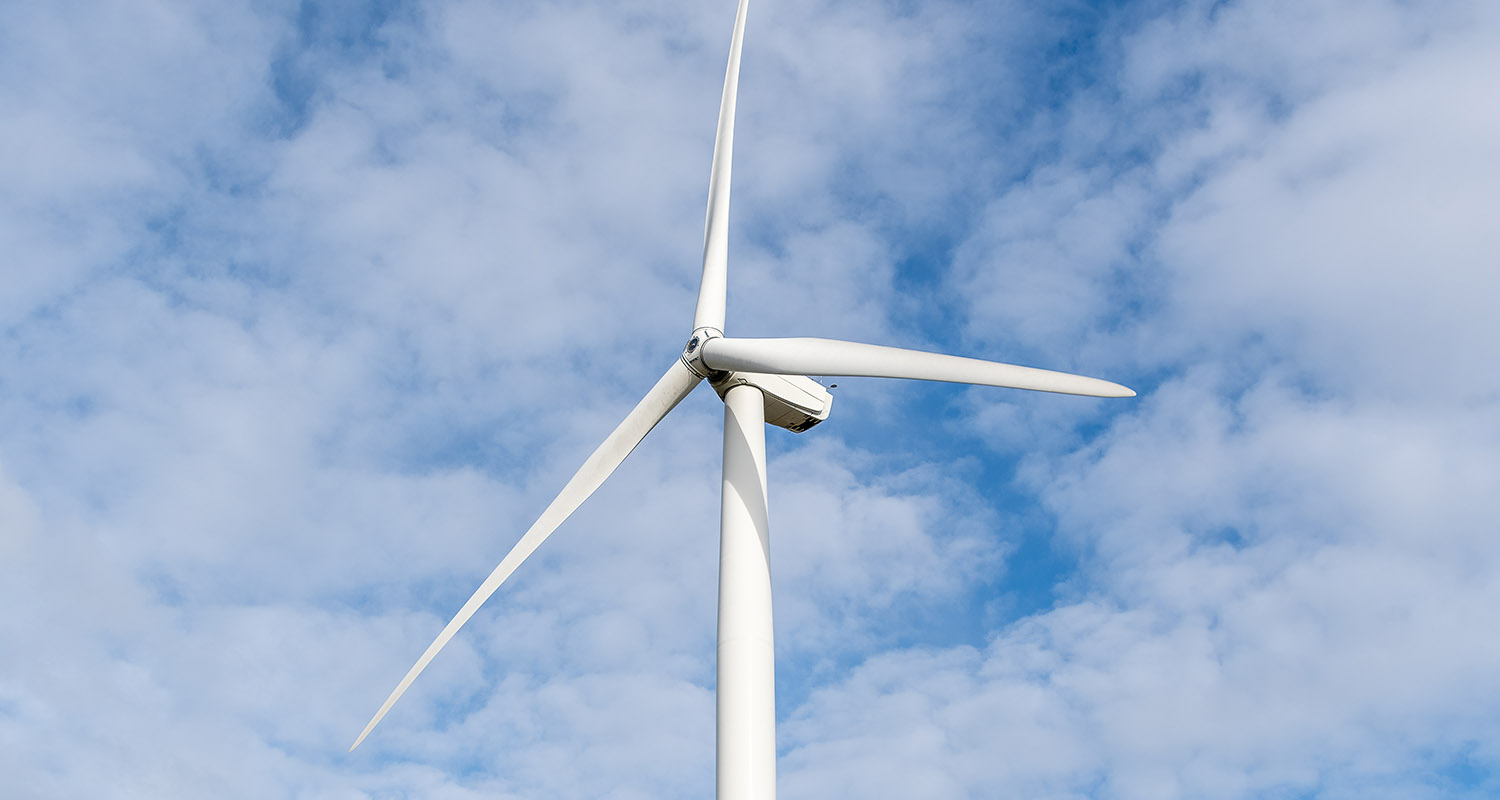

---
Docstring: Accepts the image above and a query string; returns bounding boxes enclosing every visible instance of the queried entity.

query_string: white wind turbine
[350,1,1134,796]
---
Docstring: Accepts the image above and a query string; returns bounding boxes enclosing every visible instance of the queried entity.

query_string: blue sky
[3,0,1500,797]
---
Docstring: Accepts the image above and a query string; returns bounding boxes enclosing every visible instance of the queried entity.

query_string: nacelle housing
[711,371,832,433]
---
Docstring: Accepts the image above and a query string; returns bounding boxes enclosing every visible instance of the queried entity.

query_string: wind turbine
[350,1,1134,797]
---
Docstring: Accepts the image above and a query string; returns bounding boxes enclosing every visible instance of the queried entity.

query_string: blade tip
[349,724,376,753]
[1094,380,1136,398]
[1072,380,1135,398]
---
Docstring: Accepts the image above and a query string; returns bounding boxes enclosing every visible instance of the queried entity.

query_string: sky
[2,0,1499,797]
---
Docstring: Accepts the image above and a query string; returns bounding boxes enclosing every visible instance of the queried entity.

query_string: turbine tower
[350,2,1134,797]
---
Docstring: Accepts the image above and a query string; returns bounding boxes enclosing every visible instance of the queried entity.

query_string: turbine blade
[692,0,750,333]
[350,359,702,752]
[699,337,1135,398]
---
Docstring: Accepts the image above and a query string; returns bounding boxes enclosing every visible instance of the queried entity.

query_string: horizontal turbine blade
[692,0,750,333]
[350,359,702,752]
[699,336,1135,398]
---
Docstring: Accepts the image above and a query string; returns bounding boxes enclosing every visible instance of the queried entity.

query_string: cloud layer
[3,0,1498,798]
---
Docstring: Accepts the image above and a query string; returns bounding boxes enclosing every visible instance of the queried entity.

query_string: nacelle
[711,371,832,433]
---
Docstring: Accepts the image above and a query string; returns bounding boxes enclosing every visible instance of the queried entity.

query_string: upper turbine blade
[699,337,1135,398]
[350,359,702,752]
[692,0,751,333]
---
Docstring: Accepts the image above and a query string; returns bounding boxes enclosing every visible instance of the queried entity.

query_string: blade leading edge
[350,359,702,751]
[699,336,1135,398]
[692,0,750,333]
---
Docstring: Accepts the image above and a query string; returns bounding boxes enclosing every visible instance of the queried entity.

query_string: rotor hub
[680,326,724,378]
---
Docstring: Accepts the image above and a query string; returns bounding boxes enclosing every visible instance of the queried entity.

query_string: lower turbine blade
[350,359,702,751]
[699,337,1135,398]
